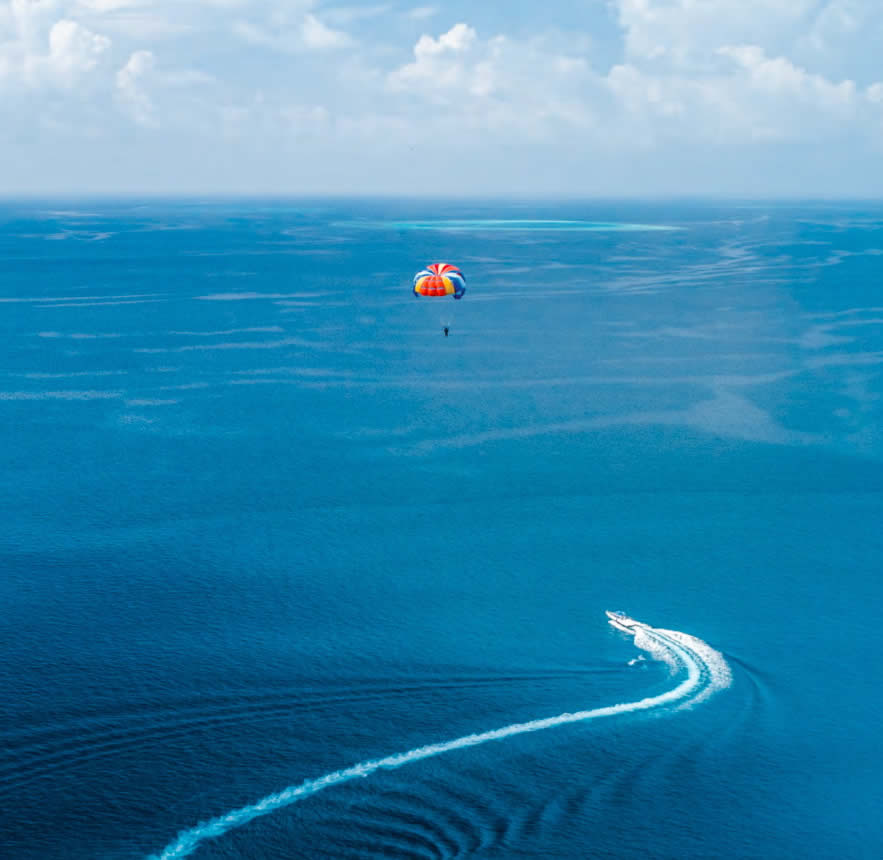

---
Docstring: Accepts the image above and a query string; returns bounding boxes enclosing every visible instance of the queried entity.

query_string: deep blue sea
[1,199,881,859]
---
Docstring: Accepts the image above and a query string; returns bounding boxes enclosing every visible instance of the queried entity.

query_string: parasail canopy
[413,263,466,300]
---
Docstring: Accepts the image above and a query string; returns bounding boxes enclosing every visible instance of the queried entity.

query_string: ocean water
[0,199,881,859]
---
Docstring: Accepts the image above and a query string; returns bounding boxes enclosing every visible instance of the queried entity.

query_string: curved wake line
[150,616,730,859]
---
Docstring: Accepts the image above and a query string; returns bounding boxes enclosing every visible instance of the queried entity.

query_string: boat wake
[149,613,730,859]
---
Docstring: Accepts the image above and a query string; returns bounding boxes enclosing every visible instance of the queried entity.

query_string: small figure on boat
[443,326,449,337]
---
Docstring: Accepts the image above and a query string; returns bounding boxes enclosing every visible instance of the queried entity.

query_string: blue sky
[2,0,882,194]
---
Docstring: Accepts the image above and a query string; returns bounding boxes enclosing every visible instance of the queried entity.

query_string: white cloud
[604,49,873,147]
[614,0,818,68]
[795,0,883,83]
[44,18,109,80]
[382,17,883,157]
[301,12,349,49]
[389,23,479,94]
[718,44,856,109]
[612,0,883,87]
[0,7,110,91]
[231,2,351,52]
[116,48,155,125]
[388,23,596,117]
[114,46,215,129]
[595,0,883,148]
[376,23,615,172]
[4,0,883,192]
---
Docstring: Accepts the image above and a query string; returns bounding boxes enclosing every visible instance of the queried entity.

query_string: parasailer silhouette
[413,263,465,338]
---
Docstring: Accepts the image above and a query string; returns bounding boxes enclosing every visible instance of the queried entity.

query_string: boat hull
[606,610,647,634]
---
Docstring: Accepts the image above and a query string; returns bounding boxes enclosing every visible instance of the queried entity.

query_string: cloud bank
[2,0,882,193]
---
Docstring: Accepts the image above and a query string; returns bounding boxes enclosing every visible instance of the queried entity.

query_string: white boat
[606,610,646,634]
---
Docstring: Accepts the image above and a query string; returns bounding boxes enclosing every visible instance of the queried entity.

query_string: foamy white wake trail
[150,615,730,859]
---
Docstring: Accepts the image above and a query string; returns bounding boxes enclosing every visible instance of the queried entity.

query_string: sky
[2,0,883,195]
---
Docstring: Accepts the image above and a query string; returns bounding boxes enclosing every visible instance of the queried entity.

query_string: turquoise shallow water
[334,219,681,231]
[0,199,881,858]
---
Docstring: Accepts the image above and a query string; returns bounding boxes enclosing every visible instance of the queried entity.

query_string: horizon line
[2,192,883,203]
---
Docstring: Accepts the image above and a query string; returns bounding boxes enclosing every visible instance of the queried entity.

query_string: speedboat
[606,610,645,634]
